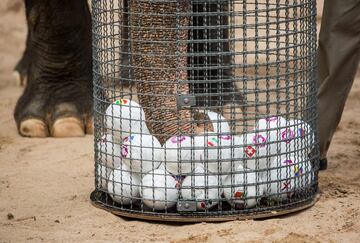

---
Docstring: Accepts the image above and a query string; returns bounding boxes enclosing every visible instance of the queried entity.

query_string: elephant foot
[18,115,93,138]
[14,0,92,138]
[16,99,93,138]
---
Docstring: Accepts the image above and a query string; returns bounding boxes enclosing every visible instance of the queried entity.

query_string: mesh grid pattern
[92,0,318,219]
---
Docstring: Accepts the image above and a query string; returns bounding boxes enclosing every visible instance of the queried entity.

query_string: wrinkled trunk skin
[130,1,193,144]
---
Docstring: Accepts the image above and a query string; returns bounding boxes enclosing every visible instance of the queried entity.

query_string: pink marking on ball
[266,116,278,122]
[281,128,295,143]
[219,135,232,140]
[252,134,267,148]
[121,145,129,158]
[171,136,186,144]
[283,159,293,165]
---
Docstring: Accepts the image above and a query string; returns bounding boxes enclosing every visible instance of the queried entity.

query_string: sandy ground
[0,1,360,242]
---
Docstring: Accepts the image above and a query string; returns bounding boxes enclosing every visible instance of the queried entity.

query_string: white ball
[164,134,234,175]
[255,116,287,131]
[107,163,141,205]
[263,155,313,201]
[206,110,230,134]
[229,135,246,168]
[232,132,278,171]
[105,99,150,141]
[223,164,264,208]
[278,119,315,155]
[163,135,199,175]
[202,134,233,174]
[231,117,287,171]
[181,165,221,210]
[97,134,122,168]
[121,134,163,174]
[141,168,179,210]
[255,116,287,150]
[96,134,122,189]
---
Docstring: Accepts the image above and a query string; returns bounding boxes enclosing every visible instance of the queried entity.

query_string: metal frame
[92,0,319,222]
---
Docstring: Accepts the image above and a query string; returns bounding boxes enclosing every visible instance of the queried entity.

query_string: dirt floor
[0,1,360,242]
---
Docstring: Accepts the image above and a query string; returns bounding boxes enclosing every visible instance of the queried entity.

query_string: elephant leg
[14,0,93,137]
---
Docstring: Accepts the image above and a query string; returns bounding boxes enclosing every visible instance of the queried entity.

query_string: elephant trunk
[130,0,193,144]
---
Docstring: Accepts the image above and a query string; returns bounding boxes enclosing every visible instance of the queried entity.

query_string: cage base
[90,190,320,222]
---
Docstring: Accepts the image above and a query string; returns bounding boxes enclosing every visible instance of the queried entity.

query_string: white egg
[206,110,231,134]
[107,163,141,205]
[223,164,264,208]
[141,168,179,210]
[121,134,163,174]
[181,165,221,210]
[105,99,150,141]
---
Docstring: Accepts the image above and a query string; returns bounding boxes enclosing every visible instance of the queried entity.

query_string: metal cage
[91,0,319,222]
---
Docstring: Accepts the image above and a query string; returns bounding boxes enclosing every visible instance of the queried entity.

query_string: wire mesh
[92,0,319,220]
